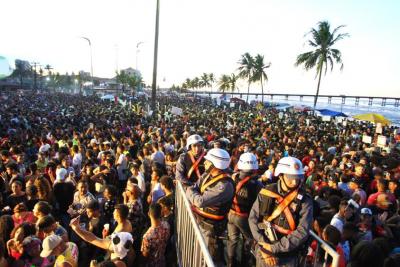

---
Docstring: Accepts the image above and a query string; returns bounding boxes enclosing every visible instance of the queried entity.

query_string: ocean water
[202,93,400,126]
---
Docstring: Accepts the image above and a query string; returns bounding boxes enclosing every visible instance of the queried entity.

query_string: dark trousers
[197,218,227,266]
[227,212,253,265]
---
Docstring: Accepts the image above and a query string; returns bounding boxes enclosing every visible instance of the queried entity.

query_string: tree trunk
[314,64,323,114]
[261,77,264,103]
[246,75,250,103]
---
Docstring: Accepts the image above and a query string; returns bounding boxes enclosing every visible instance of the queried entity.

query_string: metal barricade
[309,230,340,267]
[175,181,215,267]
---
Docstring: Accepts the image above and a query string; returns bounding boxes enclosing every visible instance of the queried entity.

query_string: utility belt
[194,212,227,234]
[258,243,305,259]
[229,209,249,218]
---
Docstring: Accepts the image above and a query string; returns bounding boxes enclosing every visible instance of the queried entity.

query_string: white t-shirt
[330,213,345,233]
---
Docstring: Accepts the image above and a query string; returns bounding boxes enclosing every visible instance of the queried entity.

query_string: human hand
[70,215,80,229]
[261,252,277,266]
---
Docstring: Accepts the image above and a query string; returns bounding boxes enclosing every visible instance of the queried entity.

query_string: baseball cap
[275,156,304,179]
[360,207,372,216]
[40,234,62,258]
[350,177,362,186]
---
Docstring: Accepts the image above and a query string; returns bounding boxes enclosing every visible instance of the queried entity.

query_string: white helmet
[204,148,231,170]
[186,134,204,150]
[237,152,258,171]
[275,156,304,180]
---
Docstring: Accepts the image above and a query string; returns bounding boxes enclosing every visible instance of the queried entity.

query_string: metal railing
[309,230,340,267]
[175,181,215,267]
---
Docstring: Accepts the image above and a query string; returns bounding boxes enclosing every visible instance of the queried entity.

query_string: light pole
[81,36,94,92]
[151,0,160,111]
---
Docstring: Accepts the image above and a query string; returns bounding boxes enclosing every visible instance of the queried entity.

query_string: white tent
[100,94,114,100]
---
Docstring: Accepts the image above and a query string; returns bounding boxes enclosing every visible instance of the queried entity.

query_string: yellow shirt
[55,242,79,267]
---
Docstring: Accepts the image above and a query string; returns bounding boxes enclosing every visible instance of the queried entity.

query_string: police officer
[175,134,206,186]
[186,148,234,263]
[227,152,261,267]
[249,157,313,267]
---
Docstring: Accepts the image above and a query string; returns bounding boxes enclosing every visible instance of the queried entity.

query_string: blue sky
[1,0,399,97]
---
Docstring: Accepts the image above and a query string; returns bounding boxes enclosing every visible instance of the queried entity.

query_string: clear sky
[1,0,399,97]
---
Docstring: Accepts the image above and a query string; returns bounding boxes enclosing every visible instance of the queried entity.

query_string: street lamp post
[151,0,160,111]
[81,37,94,92]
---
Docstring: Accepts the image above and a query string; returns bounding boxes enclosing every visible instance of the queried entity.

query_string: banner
[377,135,387,147]
[322,116,331,122]
[171,106,183,116]
[362,135,372,144]
[376,123,383,134]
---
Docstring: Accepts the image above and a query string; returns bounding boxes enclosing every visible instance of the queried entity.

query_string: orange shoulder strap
[232,175,252,213]
[200,173,228,193]
[187,151,205,180]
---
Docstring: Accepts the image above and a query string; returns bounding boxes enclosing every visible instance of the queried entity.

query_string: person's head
[349,241,384,267]
[275,156,304,191]
[26,184,38,199]
[86,200,101,219]
[13,203,28,215]
[237,152,258,173]
[103,185,117,200]
[37,215,58,235]
[125,183,141,200]
[11,180,23,195]
[6,163,18,176]
[151,169,162,182]
[148,203,162,221]
[158,196,174,217]
[11,222,36,243]
[322,224,341,246]
[377,178,388,192]
[186,134,204,155]
[388,179,398,193]
[40,234,65,258]
[349,178,361,191]
[77,180,88,195]
[339,200,355,219]
[33,201,52,219]
[328,174,339,188]
[160,175,174,193]
[22,236,42,258]
[204,148,230,173]
[354,163,365,177]
[113,204,129,222]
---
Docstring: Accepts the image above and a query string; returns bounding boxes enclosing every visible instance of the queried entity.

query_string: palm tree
[295,20,349,111]
[218,74,230,94]
[192,77,200,95]
[199,73,210,91]
[208,73,215,93]
[237,53,254,103]
[252,54,271,103]
[229,73,239,97]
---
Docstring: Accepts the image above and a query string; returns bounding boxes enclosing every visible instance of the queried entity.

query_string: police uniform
[186,171,234,262]
[227,172,260,266]
[248,180,313,267]
[175,150,206,186]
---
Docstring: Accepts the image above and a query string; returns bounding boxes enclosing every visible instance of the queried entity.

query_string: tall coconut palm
[295,20,349,111]
[218,74,230,94]
[252,54,271,103]
[229,73,239,97]
[237,53,254,103]
[192,77,200,95]
[199,73,210,91]
[208,73,215,93]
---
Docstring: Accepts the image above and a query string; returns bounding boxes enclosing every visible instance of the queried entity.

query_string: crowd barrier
[175,179,338,267]
[175,180,215,267]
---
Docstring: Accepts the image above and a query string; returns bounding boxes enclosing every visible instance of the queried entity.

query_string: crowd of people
[0,90,400,267]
